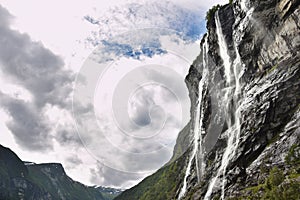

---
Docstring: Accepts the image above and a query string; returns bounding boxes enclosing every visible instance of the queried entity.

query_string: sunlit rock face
[115,0,300,199]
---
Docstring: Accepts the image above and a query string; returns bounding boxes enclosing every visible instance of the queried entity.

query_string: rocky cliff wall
[181,0,300,199]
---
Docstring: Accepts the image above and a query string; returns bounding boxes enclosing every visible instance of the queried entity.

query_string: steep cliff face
[115,0,300,199]
[183,0,300,199]
[0,145,114,200]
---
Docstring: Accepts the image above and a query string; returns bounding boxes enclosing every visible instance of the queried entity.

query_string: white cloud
[0,0,228,62]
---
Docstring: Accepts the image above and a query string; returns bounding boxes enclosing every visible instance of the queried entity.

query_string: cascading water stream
[178,37,209,200]
[204,4,253,199]
[215,9,234,130]
[215,11,232,86]
[197,37,209,180]
[179,1,254,199]
[204,10,234,200]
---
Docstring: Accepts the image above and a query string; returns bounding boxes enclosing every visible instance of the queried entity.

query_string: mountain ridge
[0,144,121,200]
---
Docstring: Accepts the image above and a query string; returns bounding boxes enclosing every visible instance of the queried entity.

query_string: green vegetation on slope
[206,4,221,23]
[27,164,105,200]
[115,153,187,200]
[230,144,300,200]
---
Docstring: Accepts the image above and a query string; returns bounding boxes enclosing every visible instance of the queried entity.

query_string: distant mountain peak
[0,144,121,200]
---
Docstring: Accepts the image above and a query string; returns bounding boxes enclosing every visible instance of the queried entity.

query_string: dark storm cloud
[65,154,83,169]
[0,93,53,150]
[55,128,82,146]
[0,4,12,27]
[0,8,73,108]
[0,5,74,150]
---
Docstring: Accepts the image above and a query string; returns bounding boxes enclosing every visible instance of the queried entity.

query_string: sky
[0,0,227,189]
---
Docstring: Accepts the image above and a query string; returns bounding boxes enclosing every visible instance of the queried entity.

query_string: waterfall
[204,10,233,200]
[215,11,232,86]
[179,1,254,199]
[204,9,243,200]
[205,2,254,199]
[198,37,209,180]
[178,37,209,200]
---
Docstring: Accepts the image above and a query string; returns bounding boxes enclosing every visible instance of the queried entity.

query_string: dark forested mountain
[115,0,300,199]
[0,144,120,200]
